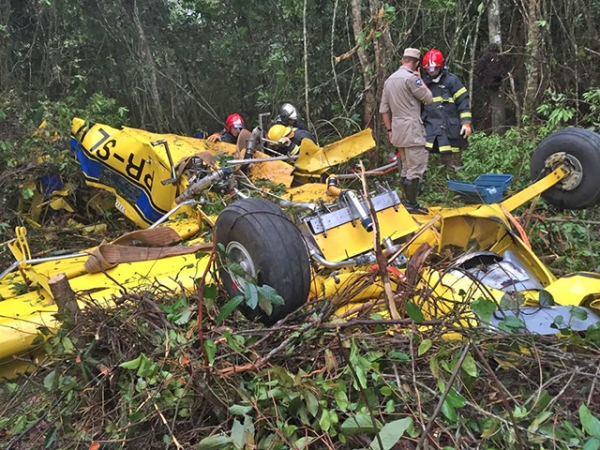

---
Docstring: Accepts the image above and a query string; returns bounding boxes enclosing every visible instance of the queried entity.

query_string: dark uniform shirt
[422,71,471,153]
[279,129,316,155]
[216,129,239,145]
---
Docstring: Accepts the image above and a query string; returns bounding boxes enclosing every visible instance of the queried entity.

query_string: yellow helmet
[268,124,294,141]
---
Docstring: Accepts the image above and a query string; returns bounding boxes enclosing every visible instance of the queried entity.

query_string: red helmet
[423,49,444,71]
[225,113,244,133]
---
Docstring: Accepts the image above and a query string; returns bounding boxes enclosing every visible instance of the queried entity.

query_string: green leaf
[498,315,526,333]
[174,305,194,325]
[258,295,273,316]
[43,425,57,448]
[418,339,433,356]
[539,289,555,306]
[442,399,457,423]
[369,417,413,450]
[21,186,34,200]
[294,437,316,447]
[580,404,600,438]
[245,283,259,310]
[43,370,57,391]
[215,295,244,325]
[257,284,284,306]
[528,411,553,434]
[203,283,217,299]
[583,437,600,450]
[406,302,424,323]
[446,389,466,408]
[572,307,589,321]
[462,353,478,377]
[513,405,528,419]
[334,389,349,411]
[471,298,496,323]
[204,339,217,365]
[231,419,245,448]
[304,391,319,417]
[229,404,252,416]
[119,354,142,370]
[389,351,410,361]
[340,412,377,434]
[197,434,233,450]
[319,409,332,432]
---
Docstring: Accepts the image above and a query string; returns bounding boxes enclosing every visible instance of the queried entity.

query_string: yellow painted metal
[500,166,569,212]
[295,129,376,173]
[543,273,600,307]
[313,206,419,261]
[247,150,295,187]
[0,240,213,365]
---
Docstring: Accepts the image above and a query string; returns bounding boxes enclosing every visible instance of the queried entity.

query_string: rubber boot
[404,178,429,214]
[453,152,464,171]
[440,152,455,172]
[399,176,407,200]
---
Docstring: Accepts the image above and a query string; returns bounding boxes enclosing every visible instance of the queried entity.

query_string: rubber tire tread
[530,128,600,209]
[215,198,311,325]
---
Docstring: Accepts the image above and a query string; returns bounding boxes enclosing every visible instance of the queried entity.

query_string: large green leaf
[369,417,413,450]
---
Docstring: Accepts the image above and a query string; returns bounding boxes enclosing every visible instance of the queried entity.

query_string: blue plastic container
[447,174,514,204]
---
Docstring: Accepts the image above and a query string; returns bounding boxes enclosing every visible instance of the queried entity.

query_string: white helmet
[280,103,298,121]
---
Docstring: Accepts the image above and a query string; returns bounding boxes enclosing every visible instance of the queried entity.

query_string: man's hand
[460,123,472,138]
[279,137,292,147]
[387,130,393,142]
[207,133,222,142]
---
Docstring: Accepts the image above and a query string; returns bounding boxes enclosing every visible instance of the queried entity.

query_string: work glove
[460,123,472,138]
[207,133,222,142]
[279,137,292,147]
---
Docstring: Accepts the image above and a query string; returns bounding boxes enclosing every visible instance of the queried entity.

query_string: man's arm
[379,82,393,141]
[409,74,433,105]
[451,75,472,136]
[451,76,472,124]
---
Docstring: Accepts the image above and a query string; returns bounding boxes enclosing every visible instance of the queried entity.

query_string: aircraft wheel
[530,128,600,209]
[215,198,311,325]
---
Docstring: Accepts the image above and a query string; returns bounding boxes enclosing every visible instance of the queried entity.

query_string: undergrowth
[2,282,600,449]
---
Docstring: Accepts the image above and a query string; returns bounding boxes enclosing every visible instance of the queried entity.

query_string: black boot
[399,176,407,199]
[404,178,429,214]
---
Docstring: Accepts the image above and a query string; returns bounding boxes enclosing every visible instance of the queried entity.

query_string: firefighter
[266,123,316,156]
[207,113,246,144]
[275,103,307,131]
[380,48,433,214]
[421,49,472,171]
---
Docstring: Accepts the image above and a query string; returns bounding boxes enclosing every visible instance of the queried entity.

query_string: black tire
[530,128,600,209]
[215,198,311,325]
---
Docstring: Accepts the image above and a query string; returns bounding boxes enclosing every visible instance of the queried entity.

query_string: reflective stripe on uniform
[453,87,467,100]
[290,145,300,156]
[431,96,455,104]
[460,112,472,119]
[438,145,460,153]
[425,142,434,149]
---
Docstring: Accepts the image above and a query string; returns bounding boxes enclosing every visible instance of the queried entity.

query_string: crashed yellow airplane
[1,118,600,378]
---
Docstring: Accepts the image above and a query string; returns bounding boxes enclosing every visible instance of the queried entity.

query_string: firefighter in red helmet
[421,49,472,171]
[207,113,246,144]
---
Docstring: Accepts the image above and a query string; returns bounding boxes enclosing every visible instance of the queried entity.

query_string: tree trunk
[302,0,311,127]
[0,0,11,92]
[350,0,376,129]
[523,0,543,119]
[49,273,79,329]
[369,0,395,165]
[487,0,506,132]
[129,0,165,130]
